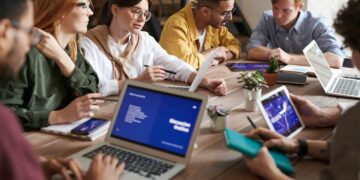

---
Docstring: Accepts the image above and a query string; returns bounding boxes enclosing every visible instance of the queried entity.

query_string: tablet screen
[259,89,303,137]
[226,63,269,71]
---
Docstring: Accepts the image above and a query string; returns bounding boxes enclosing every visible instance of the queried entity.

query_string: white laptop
[70,80,207,180]
[162,49,218,92]
[303,40,360,99]
[257,86,305,138]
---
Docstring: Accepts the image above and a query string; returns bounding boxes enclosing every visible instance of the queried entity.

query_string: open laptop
[70,80,207,179]
[162,49,218,92]
[303,40,360,98]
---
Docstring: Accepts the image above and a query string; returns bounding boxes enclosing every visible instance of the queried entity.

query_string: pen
[94,97,118,102]
[247,116,267,140]
[144,65,176,75]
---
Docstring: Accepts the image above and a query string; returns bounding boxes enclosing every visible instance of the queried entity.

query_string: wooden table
[25,60,358,179]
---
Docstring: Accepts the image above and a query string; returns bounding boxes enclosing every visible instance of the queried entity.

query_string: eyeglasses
[130,7,152,22]
[206,6,236,20]
[11,21,42,46]
[76,2,92,10]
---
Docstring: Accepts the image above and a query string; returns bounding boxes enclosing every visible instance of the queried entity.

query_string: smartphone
[226,63,269,71]
[71,118,108,135]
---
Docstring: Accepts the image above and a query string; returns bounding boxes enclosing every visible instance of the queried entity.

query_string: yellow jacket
[160,3,241,69]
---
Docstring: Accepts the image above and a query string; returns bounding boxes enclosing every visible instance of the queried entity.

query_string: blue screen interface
[228,63,269,71]
[261,90,302,136]
[111,85,202,157]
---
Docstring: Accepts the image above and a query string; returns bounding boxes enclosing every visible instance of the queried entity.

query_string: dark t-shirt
[0,103,45,180]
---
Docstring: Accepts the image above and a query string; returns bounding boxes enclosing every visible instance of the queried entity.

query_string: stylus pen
[247,116,267,140]
[247,116,257,129]
[144,65,177,75]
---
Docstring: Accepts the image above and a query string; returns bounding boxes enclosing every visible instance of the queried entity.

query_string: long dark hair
[98,0,152,26]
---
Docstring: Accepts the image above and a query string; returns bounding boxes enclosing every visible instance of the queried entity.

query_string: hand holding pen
[136,65,167,82]
[246,116,299,153]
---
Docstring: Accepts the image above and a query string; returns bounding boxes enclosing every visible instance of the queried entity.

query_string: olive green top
[0,47,99,131]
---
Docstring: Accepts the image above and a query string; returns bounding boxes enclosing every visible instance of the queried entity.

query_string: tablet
[226,63,269,71]
[257,86,304,138]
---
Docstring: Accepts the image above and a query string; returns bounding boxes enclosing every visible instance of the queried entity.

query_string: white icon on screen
[192,106,197,109]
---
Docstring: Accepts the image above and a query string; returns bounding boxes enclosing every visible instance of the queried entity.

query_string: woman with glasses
[0,0,106,130]
[82,0,227,96]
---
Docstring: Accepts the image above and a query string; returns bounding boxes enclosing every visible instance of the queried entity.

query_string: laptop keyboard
[83,145,174,179]
[332,78,360,96]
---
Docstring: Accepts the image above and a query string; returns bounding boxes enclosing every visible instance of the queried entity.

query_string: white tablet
[257,86,305,138]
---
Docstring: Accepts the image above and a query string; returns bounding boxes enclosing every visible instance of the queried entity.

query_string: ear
[200,6,211,17]
[298,2,305,10]
[0,19,13,52]
[111,4,118,17]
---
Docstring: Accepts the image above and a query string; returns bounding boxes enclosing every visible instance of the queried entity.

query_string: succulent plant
[237,71,268,90]
[266,56,280,73]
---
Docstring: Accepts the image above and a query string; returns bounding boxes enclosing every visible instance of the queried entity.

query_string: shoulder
[303,11,329,27]
[262,10,275,21]
[164,10,188,28]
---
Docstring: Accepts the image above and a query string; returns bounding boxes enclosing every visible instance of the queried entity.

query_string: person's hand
[270,48,291,64]
[290,94,331,127]
[84,153,125,180]
[203,47,232,63]
[246,127,299,154]
[40,157,85,180]
[202,78,227,96]
[244,147,290,179]
[49,93,104,124]
[36,28,70,63]
[136,65,166,82]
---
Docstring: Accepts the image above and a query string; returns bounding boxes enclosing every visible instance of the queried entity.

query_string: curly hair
[334,0,360,51]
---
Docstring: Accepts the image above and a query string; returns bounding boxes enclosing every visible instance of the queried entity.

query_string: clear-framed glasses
[11,21,42,46]
[130,7,152,22]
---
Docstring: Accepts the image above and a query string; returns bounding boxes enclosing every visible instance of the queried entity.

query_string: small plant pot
[264,72,278,86]
[210,115,229,133]
[244,89,262,112]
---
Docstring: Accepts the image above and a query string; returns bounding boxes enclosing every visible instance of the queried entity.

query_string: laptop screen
[303,41,333,88]
[260,89,302,137]
[111,85,202,157]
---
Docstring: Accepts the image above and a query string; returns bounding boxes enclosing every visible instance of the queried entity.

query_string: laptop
[257,86,305,138]
[70,80,207,179]
[303,40,360,99]
[161,49,218,92]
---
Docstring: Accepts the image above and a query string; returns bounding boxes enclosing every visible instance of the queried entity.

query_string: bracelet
[297,139,308,158]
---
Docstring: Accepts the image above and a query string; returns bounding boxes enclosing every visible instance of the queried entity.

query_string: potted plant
[263,56,280,86]
[238,71,268,111]
[207,105,230,132]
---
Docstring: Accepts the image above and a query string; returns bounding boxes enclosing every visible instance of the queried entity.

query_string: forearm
[54,52,76,77]
[286,54,310,66]
[324,52,343,68]
[306,140,329,160]
[247,47,271,61]
[317,107,342,126]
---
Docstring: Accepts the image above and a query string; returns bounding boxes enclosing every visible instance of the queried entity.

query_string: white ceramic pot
[210,115,229,133]
[244,89,262,112]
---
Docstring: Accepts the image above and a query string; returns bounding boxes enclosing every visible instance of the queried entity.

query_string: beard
[0,37,26,81]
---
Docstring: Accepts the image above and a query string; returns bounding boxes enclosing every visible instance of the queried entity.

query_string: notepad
[41,118,110,141]
[224,128,294,175]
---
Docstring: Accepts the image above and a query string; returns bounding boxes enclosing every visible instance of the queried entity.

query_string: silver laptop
[162,49,218,92]
[303,40,360,99]
[70,80,207,180]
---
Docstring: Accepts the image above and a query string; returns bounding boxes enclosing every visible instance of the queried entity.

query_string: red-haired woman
[0,0,102,130]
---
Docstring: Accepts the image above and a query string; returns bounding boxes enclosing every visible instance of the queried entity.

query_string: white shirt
[81,31,195,96]
[198,29,206,52]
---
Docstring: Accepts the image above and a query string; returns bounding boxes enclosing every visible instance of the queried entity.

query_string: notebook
[41,118,110,141]
[70,80,207,179]
[224,128,294,175]
[303,40,360,99]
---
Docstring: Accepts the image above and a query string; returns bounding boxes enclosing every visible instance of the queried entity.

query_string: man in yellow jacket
[160,0,241,69]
